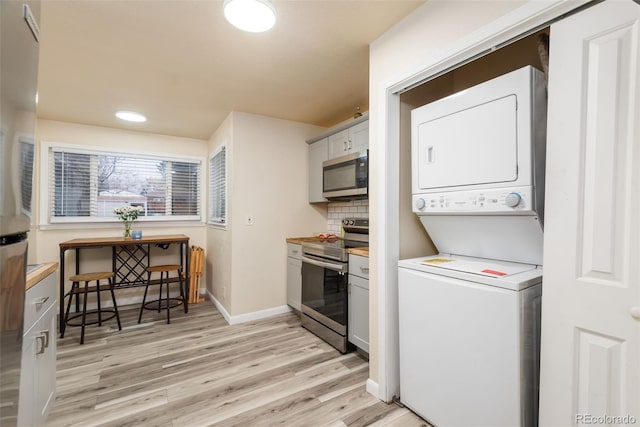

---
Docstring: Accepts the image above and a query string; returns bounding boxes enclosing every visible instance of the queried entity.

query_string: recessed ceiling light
[115,110,147,123]
[223,0,276,33]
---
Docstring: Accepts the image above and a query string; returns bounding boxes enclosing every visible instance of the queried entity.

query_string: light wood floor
[47,300,430,427]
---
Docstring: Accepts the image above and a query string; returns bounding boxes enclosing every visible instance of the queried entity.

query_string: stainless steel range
[301,218,369,353]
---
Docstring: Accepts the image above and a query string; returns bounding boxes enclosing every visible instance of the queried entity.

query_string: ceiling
[36,0,425,140]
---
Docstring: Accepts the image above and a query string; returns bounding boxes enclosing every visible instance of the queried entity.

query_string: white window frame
[208,145,227,227]
[39,141,206,227]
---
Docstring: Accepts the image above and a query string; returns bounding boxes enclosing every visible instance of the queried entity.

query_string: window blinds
[48,146,201,222]
[208,146,226,224]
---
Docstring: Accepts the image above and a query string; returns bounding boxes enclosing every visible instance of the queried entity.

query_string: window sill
[38,220,206,232]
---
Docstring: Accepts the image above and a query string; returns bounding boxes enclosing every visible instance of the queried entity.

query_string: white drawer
[349,254,369,280]
[287,243,302,260]
[24,272,56,331]
[349,273,369,290]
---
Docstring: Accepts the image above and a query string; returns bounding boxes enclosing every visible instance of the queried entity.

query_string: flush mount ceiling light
[115,110,147,123]
[223,0,276,33]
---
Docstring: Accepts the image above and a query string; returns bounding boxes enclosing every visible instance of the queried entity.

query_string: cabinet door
[286,256,302,311]
[328,129,350,159]
[308,139,328,203]
[36,303,56,423]
[348,274,369,352]
[17,326,36,427]
[348,120,369,153]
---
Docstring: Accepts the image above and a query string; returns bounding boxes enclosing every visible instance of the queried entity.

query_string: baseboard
[206,290,292,325]
[207,290,232,324]
[366,378,380,399]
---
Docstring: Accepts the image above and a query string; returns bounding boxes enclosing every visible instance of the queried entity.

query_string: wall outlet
[245,216,254,226]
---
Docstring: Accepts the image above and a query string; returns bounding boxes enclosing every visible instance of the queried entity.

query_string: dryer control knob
[505,192,522,208]
[415,198,426,210]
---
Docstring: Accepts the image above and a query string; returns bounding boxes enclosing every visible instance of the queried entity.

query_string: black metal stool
[61,271,122,344]
[138,264,186,324]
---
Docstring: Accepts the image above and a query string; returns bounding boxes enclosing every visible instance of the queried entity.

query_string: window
[208,146,226,225]
[44,143,203,224]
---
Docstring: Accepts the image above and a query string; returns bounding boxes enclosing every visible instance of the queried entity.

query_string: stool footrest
[142,298,183,311]
[66,310,119,327]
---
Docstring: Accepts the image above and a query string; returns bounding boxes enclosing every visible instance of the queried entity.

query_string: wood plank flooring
[48,301,430,427]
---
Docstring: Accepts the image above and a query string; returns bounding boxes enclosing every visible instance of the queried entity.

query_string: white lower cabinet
[286,243,302,311]
[348,254,369,352]
[19,270,57,426]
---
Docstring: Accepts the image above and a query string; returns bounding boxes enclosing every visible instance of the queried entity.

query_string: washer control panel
[413,186,536,214]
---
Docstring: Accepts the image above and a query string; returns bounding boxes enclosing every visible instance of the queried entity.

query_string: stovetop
[302,218,368,262]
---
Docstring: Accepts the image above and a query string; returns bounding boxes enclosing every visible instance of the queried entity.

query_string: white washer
[398,254,542,427]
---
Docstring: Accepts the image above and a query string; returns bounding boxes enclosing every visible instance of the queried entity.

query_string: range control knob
[415,198,426,210]
[505,192,522,208]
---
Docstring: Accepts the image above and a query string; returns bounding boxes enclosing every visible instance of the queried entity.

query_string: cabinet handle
[343,141,347,151]
[34,296,49,309]
[348,139,352,150]
[41,330,50,348]
[35,335,46,355]
[292,250,298,254]
[360,266,369,273]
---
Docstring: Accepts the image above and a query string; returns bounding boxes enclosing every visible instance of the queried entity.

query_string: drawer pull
[34,296,49,309]
[41,330,50,348]
[35,335,46,355]
[360,267,369,274]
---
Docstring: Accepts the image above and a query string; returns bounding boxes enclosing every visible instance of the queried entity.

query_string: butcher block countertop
[26,262,58,291]
[286,236,323,244]
[347,247,369,257]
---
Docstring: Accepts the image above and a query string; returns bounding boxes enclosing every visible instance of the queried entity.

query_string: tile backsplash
[327,199,369,234]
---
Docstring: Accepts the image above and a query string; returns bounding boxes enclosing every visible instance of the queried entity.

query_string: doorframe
[374,0,593,402]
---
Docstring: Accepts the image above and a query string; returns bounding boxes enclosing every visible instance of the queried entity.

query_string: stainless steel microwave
[322,150,368,200]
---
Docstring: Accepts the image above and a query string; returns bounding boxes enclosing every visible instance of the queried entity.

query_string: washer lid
[419,255,535,277]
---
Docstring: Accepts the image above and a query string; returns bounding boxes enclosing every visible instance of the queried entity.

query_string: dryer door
[414,94,518,191]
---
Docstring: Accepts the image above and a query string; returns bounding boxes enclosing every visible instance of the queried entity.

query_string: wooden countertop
[347,247,369,257]
[26,262,58,291]
[286,236,324,244]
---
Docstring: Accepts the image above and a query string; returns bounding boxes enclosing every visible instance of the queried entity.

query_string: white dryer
[411,65,547,265]
[398,255,542,427]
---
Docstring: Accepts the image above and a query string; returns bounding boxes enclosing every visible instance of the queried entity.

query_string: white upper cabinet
[308,138,328,203]
[328,120,369,159]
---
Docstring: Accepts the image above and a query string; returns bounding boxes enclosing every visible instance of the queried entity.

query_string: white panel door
[540,1,640,425]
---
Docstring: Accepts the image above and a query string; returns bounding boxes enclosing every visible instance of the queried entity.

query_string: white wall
[208,112,327,318]
[206,113,233,311]
[34,119,208,303]
[368,0,526,397]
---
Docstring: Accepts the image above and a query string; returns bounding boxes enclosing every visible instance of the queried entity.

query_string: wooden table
[58,234,190,334]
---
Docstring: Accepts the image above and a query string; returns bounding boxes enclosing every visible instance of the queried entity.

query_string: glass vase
[123,221,132,238]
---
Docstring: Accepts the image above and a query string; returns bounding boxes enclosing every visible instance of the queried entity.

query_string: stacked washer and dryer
[398,66,547,427]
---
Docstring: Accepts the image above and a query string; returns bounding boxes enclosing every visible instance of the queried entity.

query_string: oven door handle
[302,255,347,273]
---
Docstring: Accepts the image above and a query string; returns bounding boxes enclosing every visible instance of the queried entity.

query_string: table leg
[59,248,65,335]
[183,241,189,313]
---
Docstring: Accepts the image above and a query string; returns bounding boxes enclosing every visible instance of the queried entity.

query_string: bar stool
[61,271,122,344]
[138,264,186,324]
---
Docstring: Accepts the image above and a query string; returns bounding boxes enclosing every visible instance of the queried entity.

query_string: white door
[540,1,640,425]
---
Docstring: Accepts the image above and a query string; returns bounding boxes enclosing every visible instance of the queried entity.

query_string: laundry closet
[395,30,550,427]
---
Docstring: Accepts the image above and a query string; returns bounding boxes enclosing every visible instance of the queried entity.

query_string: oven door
[301,255,348,335]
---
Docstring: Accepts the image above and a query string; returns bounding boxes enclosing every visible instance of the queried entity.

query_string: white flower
[113,206,143,222]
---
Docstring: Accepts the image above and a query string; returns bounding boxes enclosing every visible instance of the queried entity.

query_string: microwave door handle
[302,256,347,273]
